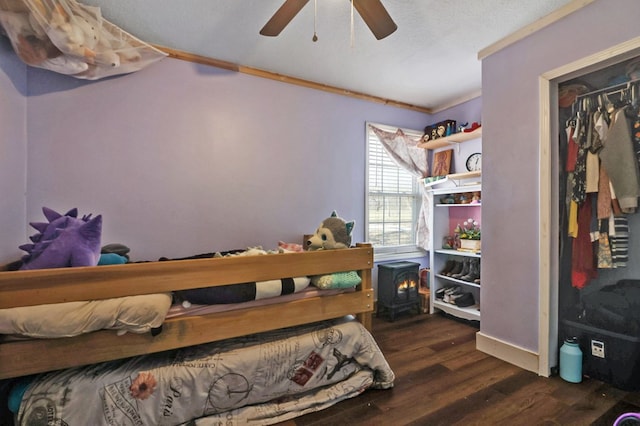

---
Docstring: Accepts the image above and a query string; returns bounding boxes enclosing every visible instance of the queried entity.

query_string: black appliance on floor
[377,261,420,321]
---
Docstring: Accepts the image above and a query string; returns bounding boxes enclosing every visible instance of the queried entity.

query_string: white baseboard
[476,331,542,375]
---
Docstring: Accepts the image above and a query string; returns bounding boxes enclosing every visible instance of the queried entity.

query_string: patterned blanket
[16,317,394,425]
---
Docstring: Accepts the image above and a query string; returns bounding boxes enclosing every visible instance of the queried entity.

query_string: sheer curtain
[369,124,432,251]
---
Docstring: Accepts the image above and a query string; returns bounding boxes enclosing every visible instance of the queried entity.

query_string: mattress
[0,293,172,338]
[0,277,312,338]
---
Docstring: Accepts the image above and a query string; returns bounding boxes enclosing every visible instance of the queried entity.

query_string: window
[366,123,424,260]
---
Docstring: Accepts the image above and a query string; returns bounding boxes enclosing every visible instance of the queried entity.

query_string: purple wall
[0,39,27,263]
[3,56,437,264]
[429,99,482,131]
[481,0,640,352]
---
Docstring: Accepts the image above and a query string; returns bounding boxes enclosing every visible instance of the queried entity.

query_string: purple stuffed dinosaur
[19,207,102,270]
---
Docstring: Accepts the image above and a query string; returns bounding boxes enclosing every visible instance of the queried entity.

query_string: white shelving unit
[421,126,482,321]
[428,183,482,322]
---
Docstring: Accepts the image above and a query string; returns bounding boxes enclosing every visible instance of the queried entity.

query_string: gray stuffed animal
[306,211,355,250]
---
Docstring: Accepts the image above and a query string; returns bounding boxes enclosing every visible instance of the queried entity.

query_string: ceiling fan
[260,0,397,40]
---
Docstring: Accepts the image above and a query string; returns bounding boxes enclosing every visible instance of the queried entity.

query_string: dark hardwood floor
[282,312,640,425]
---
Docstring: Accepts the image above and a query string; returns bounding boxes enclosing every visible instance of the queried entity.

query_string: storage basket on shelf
[459,239,481,251]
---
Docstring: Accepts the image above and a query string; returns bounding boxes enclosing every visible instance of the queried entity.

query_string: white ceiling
[81,0,575,111]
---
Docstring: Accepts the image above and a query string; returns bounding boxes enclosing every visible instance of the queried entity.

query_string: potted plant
[455,218,481,251]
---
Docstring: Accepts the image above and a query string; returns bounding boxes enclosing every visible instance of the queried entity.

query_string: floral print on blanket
[130,372,157,400]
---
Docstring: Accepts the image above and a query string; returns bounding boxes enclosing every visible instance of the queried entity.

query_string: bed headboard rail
[0,243,374,379]
[0,243,373,309]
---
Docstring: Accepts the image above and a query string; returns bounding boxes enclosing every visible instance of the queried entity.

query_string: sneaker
[454,292,475,307]
[436,285,458,300]
[443,287,463,304]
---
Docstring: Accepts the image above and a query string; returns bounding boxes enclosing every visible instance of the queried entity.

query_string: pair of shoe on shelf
[438,258,480,284]
[435,285,475,307]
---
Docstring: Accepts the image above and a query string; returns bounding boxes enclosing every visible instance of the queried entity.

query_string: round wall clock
[466,153,482,171]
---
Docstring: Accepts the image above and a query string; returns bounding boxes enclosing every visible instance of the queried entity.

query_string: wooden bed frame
[0,243,373,380]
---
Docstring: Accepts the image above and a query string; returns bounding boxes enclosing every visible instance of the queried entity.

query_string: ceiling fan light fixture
[259,0,397,41]
[259,0,310,37]
[312,0,318,42]
[351,0,397,40]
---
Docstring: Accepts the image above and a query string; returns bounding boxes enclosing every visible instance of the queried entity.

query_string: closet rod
[576,77,640,99]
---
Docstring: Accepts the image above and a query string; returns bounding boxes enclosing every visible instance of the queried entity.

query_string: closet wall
[558,56,640,316]
[479,0,640,373]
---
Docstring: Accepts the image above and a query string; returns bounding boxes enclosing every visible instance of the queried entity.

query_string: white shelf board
[425,176,481,190]
[435,274,481,288]
[435,249,481,258]
[433,300,481,321]
[436,203,482,207]
[417,127,482,150]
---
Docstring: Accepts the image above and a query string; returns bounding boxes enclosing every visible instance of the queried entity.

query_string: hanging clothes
[563,77,640,284]
[589,196,600,242]
[611,216,630,267]
[564,121,580,237]
[599,107,640,213]
[571,194,597,289]
[585,111,600,192]
[568,200,578,238]
[597,232,614,268]
[570,116,588,204]
[597,166,612,219]
[593,108,608,152]
[565,125,578,172]
[631,104,640,168]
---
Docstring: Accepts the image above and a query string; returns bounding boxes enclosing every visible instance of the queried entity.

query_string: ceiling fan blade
[260,0,310,36]
[352,0,397,40]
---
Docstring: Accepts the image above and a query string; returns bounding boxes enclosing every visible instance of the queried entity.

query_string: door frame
[537,36,640,376]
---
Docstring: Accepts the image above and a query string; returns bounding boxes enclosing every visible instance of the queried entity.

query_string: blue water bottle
[560,337,583,383]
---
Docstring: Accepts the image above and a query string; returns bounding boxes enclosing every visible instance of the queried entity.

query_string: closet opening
[538,37,640,377]
[557,58,640,388]
[558,61,640,313]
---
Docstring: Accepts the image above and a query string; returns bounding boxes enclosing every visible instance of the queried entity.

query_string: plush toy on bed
[18,207,102,270]
[307,211,361,289]
[306,211,355,250]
